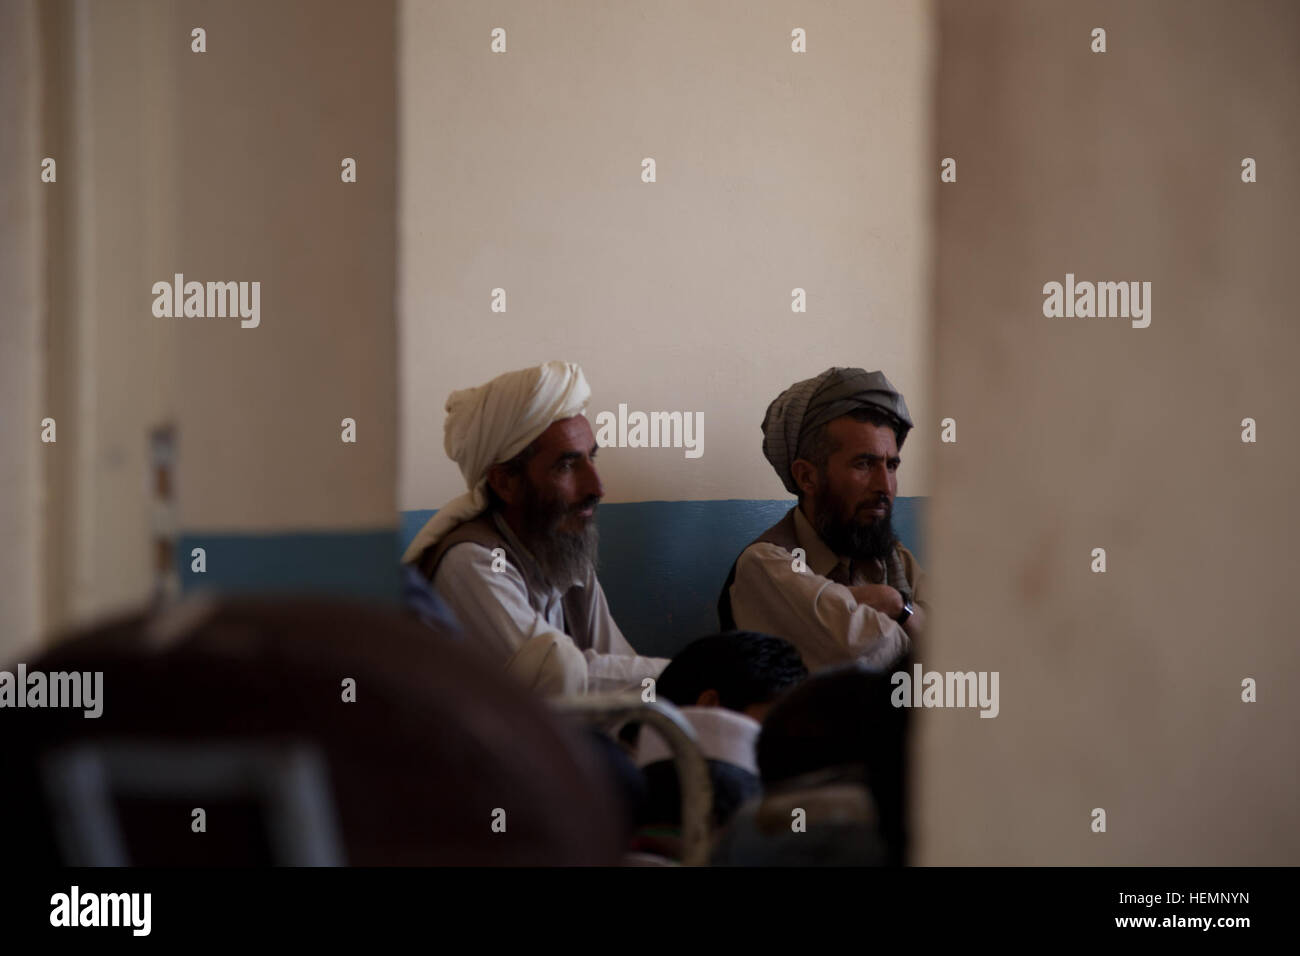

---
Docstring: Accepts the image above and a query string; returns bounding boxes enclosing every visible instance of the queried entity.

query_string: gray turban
[761,368,913,495]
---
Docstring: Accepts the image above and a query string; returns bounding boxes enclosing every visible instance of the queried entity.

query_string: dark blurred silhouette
[1,595,626,866]
[712,660,909,866]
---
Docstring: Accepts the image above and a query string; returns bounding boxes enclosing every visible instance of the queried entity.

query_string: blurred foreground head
[0,596,625,866]
[711,662,908,866]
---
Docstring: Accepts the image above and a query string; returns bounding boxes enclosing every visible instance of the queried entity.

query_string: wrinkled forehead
[827,415,898,457]
[533,414,595,457]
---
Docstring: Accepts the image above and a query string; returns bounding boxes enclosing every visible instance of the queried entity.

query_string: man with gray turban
[718,368,927,672]
[404,361,667,696]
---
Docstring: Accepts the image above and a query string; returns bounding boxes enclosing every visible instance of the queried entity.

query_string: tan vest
[414,513,598,650]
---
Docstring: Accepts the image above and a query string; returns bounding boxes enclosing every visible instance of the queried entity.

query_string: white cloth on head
[401,361,591,564]
[635,706,761,775]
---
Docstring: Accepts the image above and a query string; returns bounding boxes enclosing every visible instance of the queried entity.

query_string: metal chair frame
[40,740,346,866]
[553,695,714,867]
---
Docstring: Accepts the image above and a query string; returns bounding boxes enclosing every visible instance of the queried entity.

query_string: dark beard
[813,479,897,563]
[516,480,601,590]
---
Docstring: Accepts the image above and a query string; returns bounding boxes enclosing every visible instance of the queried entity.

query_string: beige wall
[171,0,398,533]
[63,1,180,627]
[3,0,399,647]
[0,0,44,659]
[918,0,1300,864]
[14,0,181,641]
[399,0,933,508]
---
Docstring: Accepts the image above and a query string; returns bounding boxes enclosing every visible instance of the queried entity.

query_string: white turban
[401,361,592,564]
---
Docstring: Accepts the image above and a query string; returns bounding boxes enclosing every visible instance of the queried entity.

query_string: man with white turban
[717,368,927,673]
[403,361,667,696]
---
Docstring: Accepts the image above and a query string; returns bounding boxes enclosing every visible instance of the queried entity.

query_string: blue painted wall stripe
[401,498,925,658]
[178,531,402,605]
[175,500,924,659]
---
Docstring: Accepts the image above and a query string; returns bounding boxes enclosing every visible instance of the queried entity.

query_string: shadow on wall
[400,499,925,658]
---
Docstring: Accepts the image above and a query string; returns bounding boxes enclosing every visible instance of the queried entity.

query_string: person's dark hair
[639,759,760,832]
[484,439,540,510]
[756,661,910,865]
[794,407,907,500]
[655,631,808,713]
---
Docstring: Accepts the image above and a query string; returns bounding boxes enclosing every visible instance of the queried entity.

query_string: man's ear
[790,459,819,501]
[694,688,721,708]
[485,463,517,507]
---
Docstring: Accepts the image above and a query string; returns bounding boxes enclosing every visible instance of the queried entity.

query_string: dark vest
[414,513,596,649]
[717,507,912,631]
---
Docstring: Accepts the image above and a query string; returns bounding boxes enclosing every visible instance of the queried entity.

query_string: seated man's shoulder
[432,539,526,591]
[734,539,800,580]
[737,538,792,563]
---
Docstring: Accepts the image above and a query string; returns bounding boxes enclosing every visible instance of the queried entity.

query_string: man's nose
[580,459,604,500]
[867,462,891,494]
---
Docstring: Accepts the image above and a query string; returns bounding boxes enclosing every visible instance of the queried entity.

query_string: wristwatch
[896,598,914,625]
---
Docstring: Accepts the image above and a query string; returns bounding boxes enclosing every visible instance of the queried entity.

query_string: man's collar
[792,505,850,579]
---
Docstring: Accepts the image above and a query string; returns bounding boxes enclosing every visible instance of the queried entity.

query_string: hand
[849,584,904,619]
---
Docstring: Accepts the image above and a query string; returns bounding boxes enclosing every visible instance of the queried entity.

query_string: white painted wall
[398,0,934,509]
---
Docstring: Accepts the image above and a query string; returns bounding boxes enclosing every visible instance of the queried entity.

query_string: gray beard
[527,521,599,590]
[516,487,601,590]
